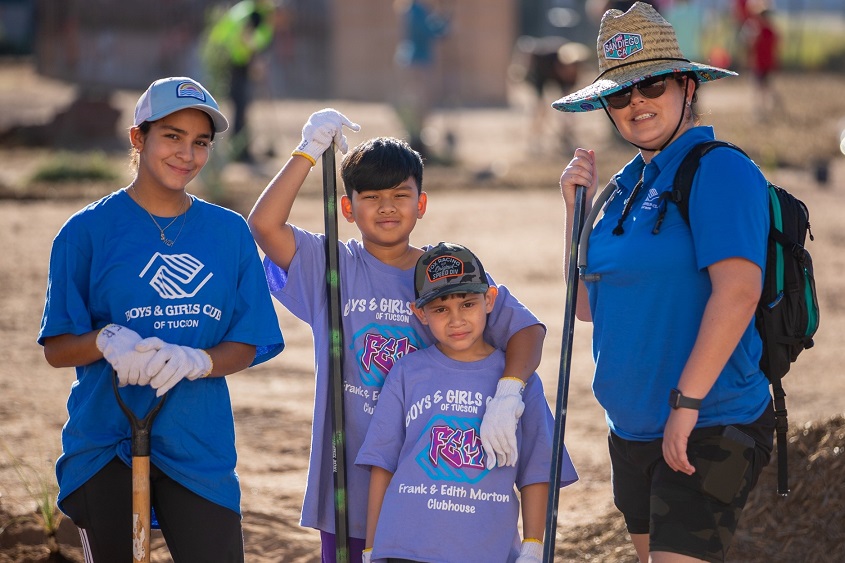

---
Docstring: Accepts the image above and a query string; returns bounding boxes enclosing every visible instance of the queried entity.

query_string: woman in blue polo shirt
[554,4,774,562]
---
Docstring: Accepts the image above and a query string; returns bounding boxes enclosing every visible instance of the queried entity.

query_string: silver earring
[686,101,692,107]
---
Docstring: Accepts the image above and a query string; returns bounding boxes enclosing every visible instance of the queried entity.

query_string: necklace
[130,183,189,247]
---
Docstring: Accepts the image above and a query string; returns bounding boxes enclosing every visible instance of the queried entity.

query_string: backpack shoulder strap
[577,178,618,281]
[672,140,748,226]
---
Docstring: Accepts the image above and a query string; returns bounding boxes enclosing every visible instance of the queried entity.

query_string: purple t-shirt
[263,227,543,539]
[356,346,578,563]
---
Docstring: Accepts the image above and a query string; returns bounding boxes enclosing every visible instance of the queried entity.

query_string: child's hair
[340,136,424,198]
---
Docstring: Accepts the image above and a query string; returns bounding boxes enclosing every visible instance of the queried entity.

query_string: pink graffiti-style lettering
[361,333,418,375]
[429,425,485,469]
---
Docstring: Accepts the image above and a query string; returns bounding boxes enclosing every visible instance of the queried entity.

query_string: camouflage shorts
[609,405,774,562]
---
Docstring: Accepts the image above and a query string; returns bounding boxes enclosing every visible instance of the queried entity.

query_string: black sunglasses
[604,76,670,109]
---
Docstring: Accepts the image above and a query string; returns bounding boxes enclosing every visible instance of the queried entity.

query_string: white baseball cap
[134,77,229,133]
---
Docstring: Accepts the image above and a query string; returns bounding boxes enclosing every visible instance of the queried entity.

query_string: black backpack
[672,140,820,496]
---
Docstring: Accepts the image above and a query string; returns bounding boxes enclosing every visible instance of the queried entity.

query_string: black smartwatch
[669,388,702,410]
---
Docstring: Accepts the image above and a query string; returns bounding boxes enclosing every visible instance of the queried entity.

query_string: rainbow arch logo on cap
[604,33,643,60]
[176,81,206,102]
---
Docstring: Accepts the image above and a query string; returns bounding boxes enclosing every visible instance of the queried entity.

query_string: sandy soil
[0,60,843,562]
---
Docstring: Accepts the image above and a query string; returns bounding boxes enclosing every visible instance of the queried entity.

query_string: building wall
[33,0,517,106]
[333,0,517,106]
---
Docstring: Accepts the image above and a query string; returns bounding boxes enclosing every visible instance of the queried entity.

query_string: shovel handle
[112,372,166,563]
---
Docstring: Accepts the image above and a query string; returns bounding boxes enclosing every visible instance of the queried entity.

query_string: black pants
[62,457,244,562]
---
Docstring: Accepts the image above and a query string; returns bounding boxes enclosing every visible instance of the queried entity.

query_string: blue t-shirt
[583,126,772,440]
[38,190,284,514]
[356,346,578,563]
[264,226,543,539]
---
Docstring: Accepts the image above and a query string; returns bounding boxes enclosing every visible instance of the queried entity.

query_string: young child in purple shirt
[357,243,578,563]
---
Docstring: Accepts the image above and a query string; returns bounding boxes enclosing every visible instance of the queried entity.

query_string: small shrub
[30,151,118,184]
[0,442,63,552]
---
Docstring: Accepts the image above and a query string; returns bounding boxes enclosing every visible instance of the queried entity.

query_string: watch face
[669,388,680,408]
[669,388,701,410]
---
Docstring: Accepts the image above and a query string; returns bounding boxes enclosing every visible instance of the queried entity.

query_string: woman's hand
[136,338,213,397]
[662,407,699,474]
[96,324,158,387]
[560,148,599,207]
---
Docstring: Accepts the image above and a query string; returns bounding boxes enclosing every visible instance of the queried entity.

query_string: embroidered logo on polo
[642,187,662,211]
[416,414,486,483]
[604,33,643,60]
[140,252,213,299]
[176,81,206,102]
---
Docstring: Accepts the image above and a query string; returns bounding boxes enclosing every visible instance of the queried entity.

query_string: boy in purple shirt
[248,110,546,562]
[357,243,577,563]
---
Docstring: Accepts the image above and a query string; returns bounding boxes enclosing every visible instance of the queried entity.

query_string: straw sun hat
[553,1,736,113]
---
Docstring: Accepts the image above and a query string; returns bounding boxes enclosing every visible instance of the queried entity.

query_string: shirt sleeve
[483,273,545,351]
[38,227,94,345]
[227,219,284,366]
[355,363,407,472]
[262,226,327,325]
[515,375,578,490]
[689,148,769,272]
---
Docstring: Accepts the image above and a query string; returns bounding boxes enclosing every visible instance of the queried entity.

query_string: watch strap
[670,388,702,410]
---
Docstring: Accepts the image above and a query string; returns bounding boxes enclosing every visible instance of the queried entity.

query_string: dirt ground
[0,59,844,562]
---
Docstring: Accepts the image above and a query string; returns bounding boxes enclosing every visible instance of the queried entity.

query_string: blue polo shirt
[584,126,772,440]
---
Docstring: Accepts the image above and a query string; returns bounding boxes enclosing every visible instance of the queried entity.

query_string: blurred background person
[512,35,590,156]
[204,0,276,163]
[740,2,781,121]
[393,0,450,160]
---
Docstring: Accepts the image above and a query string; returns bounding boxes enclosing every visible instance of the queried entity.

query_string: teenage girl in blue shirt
[39,77,283,562]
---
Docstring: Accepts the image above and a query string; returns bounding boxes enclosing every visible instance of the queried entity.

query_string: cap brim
[414,284,490,309]
[552,60,737,113]
[146,104,230,133]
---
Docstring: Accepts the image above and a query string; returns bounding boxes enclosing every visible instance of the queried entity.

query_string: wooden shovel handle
[131,456,151,563]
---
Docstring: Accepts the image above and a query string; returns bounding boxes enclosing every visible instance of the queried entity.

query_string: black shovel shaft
[323,148,350,563]
[112,372,166,457]
[543,185,587,562]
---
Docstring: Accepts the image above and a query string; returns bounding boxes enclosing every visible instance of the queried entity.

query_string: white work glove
[96,324,158,387]
[515,539,543,563]
[292,108,361,165]
[480,377,525,469]
[135,337,213,397]
[362,548,372,563]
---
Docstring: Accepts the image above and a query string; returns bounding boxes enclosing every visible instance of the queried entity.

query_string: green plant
[0,442,63,553]
[30,151,119,184]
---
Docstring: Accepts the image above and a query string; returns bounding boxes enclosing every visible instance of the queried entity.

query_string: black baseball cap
[414,242,489,308]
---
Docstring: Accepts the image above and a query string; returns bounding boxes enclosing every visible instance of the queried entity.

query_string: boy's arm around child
[248,108,547,474]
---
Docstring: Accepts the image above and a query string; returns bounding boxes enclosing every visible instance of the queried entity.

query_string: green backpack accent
[672,140,819,496]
